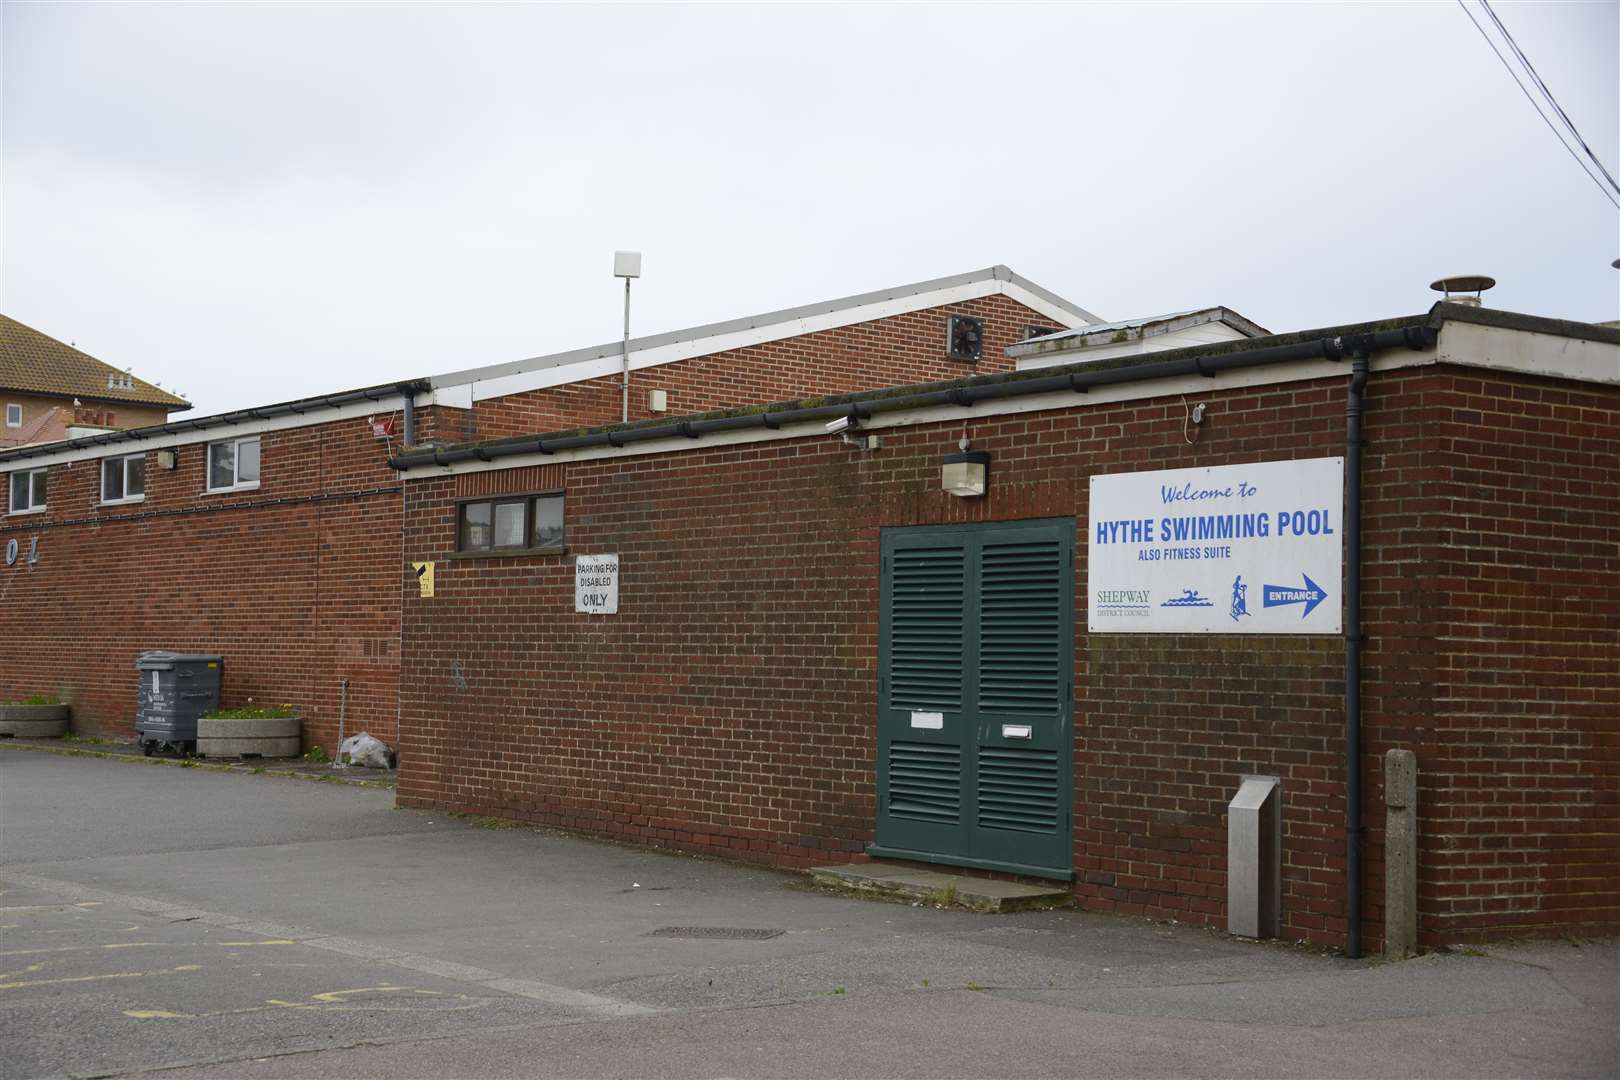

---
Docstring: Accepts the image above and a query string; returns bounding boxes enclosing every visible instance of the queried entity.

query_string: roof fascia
[395,308,1620,476]
[1435,316,1620,385]
[0,382,423,468]
[0,385,191,410]
[1426,301,1620,345]
[0,392,405,472]
[398,352,1419,478]
[993,266,1102,325]
[1007,307,1266,361]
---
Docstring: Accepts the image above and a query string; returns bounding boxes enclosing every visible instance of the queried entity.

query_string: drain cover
[645,926,784,940]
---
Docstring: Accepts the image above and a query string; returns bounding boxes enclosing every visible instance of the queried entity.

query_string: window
[8,468,46,514]
[1023,325,1061,340]
[457,494,564,554]
[101,453,146,503]
[4,404,20,428]
[207,435,260,491]
[947,315,984,361]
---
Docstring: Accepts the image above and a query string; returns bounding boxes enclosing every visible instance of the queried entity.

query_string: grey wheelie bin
[135,651,223,756]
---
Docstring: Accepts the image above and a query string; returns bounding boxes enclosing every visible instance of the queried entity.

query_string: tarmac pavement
[1,745,1614,1079]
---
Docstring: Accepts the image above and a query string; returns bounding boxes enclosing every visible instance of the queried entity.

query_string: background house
[1,314,190,449]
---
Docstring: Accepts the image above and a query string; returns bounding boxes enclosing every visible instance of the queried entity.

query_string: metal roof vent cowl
[1430,274,1496,308]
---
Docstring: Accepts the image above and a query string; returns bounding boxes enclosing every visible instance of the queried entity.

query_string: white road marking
[2,870,657,1019]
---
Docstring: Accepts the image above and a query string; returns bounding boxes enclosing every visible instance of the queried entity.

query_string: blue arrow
[1262,574,1328,618]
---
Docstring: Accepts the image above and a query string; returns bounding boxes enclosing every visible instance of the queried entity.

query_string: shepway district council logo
[1095,588,1150,617]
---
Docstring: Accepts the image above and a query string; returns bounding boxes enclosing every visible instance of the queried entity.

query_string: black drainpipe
[398,383,417,448]
[1343,345,1370,959]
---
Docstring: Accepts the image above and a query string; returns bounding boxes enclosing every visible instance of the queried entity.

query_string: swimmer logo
[1262,574,1329,619]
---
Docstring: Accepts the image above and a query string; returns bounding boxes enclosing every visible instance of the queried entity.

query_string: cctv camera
[825,415,853,435]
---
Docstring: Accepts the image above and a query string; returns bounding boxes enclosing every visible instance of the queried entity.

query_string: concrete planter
[0,703,69,738]
[196,715,302,759]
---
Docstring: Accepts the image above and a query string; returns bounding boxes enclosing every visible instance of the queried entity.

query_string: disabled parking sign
[1089,458,1343,634]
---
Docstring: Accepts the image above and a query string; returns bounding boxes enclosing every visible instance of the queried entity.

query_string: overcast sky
[3,2,1616,416]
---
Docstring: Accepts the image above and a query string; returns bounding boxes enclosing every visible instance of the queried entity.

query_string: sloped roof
[0,265,1093,463]
[425,265,1101,403]
[0,314,190,409]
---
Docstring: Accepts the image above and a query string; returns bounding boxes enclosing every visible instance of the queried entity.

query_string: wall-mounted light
[157,448,178,470]
[942,439,989,497]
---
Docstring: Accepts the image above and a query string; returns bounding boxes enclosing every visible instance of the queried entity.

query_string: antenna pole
[621,275,632,423]
[611,250,642,424]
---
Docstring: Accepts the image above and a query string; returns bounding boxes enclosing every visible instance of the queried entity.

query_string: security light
[942,447,990,497]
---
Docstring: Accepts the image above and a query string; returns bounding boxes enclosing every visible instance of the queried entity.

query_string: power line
[1480,0,1620,197]
[1455,0,1619,211]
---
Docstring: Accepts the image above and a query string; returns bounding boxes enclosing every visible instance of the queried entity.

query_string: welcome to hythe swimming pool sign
[1088,458,1343,634]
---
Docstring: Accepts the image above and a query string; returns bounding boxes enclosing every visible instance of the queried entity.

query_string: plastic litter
[339,732,397,769]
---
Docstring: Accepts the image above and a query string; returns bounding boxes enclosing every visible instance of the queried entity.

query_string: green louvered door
[874,518,1074,879]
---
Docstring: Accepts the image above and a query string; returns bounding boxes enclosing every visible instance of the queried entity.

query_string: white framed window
[101,453,146,504]
[207,435,261,492]
[4,404,20,427]
[8,467,47,514]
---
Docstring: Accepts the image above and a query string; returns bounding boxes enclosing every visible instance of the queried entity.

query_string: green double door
[872,518,1075,879]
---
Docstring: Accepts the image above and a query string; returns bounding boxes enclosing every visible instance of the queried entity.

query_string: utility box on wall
[1228,775,1282,938]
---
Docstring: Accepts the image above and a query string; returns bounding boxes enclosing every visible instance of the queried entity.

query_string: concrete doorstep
[812,862,1071,912]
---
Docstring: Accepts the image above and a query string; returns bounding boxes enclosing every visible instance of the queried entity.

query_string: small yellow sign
[412,561,435,598]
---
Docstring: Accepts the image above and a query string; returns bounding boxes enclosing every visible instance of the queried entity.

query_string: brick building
[5,268,1612,953]
[0,267,1094,750]
[388,304,1618,952]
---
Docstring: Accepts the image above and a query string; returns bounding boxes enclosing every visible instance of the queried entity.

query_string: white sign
[910,711,944,730]
[575,554,619,615]
[1089,458,1343,634]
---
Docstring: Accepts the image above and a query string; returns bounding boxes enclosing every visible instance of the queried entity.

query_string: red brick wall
[0,409,408,747]
[396,365,1618,948]
[1407,372,1619,941]
[448,294,1054,443]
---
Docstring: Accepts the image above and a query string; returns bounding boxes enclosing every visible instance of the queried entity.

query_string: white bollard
[1228,775,1282,939]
